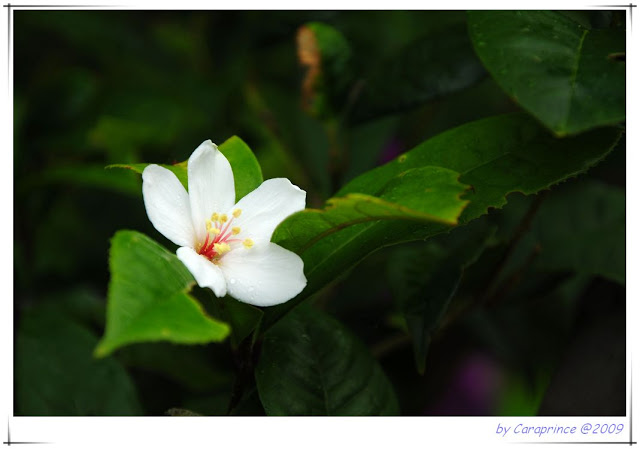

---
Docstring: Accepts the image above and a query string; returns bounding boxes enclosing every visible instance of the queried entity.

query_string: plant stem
[371,332,411,359]
[486,244,541,306]
[226,335,256,415]
[479,191,548,305]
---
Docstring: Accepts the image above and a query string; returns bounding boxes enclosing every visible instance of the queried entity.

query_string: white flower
[141,140,307,307]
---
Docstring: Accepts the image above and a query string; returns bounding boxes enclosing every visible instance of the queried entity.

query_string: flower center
[197,208,253,261]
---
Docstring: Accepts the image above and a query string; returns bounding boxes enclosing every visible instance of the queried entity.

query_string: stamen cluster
[197,208,253,261]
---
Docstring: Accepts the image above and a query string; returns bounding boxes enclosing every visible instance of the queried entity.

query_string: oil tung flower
[142,140,307,307]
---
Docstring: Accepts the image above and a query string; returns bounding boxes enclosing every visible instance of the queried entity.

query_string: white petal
[231,178,306,242]
[142,164,195,247]
[219,243,307,306]
[188,140,236,244]
[177,247,227,297]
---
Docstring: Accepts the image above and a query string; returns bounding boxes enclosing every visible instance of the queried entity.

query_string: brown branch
[486,244,541,307]
[226,336,256,415]
[479,191,548,305]
[371,332,412,359]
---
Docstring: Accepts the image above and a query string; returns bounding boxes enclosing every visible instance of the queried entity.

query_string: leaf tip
[223,135,242,146]
[93,341,111,359]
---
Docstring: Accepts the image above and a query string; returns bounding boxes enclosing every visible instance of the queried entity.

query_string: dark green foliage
[264,114,620,330]
[389,224,496,374]
[14,10,625,417]
[16,303,142,415]
[496,180,625,284]
[352,24,486,122]
[468,11,625,135]
[256,305,399,415]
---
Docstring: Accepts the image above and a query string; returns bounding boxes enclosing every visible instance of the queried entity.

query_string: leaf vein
[564,28,590,133]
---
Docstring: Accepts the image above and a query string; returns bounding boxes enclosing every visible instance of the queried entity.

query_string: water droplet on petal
[249,286,255,292]
[230,278,236,284]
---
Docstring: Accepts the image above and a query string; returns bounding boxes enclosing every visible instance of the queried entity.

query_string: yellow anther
[205,219,212,230]
[211,212,219,222]
[232,227,241,235]
[233,208,242,218]
[243,238,254,249]
[211,228,221,235]
[220,214,228,223]
[214,243,231,254]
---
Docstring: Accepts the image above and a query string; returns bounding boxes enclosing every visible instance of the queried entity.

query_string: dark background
[13,10,625,416]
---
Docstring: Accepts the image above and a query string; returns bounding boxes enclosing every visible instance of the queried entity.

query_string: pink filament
[197,216,242,260]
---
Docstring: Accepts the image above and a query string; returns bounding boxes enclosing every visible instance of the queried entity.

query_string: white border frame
[2,2,636,448]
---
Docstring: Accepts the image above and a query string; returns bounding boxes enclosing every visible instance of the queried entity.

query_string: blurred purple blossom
[426,352,504,415]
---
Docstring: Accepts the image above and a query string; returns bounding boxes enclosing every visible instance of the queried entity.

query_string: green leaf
[108,160,189,189]
[16,306,142,415]
[218,136,264,200]
[273,166,469,253]
[107,135,263,200]
[389,224,495,374]
[95,231,229,357]
[501,180,625,284]
[264,113,620,329]
[468,11,625,135]
[532,181,625,283]
[340,114,620,216]
[352,23,486,123]
[256,305,399,415]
